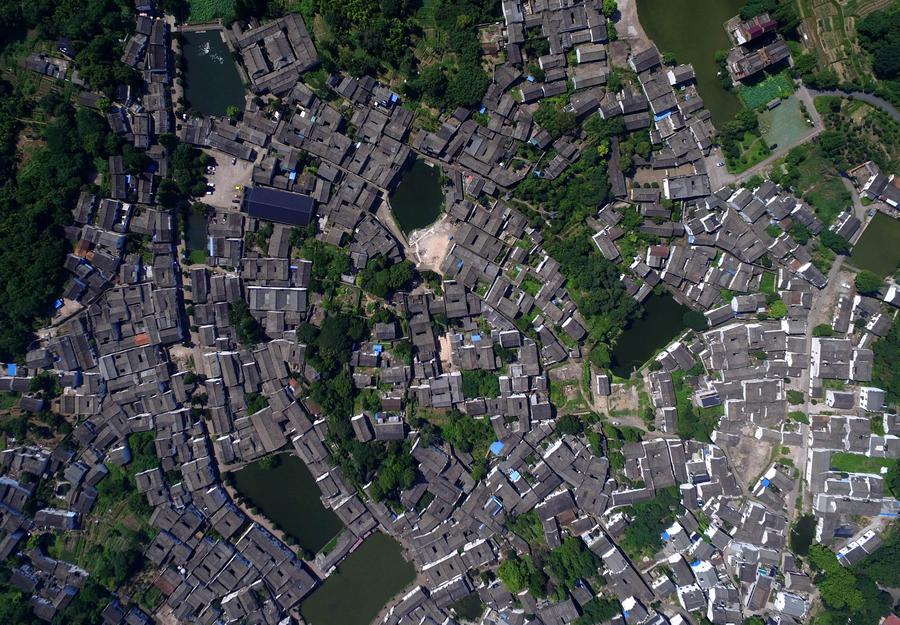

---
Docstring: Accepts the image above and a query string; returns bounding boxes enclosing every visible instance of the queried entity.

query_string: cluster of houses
[724,13,792,83]
[4,0,900,624]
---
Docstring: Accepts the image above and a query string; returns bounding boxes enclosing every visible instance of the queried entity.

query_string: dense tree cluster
[402,0,497,109]
[515,117,623,236]
[854,270,883,294]
[0,88,119,360]
[358,257,415,298]
[497,553,547,597]
[228,301,266,345]
[857,6,900,82]
[575,597,620,625]
[302,240,352,292]
[533,101,577,140]
[546,234,640,351]
[808,543,893,625]
[461,369,501,399]
[719,109,763,162]
[439,409,494,455]
[546,536,602,588]
[156,136,210,209]
[619,486,680,559]
[314,0,422,77]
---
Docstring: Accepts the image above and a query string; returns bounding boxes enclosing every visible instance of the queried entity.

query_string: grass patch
[188,0,234,22]
[830,452,894,474]
[550,379,588,414]
[791,146,852,225]
[520,275,542,297]
[188,248,208,265]
[0,394,18,411]
[726,131,770,174]
[739,72,795,109]
[760,272,776,295]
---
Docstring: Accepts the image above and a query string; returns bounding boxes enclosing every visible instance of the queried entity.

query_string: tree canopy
[854,270,883,294]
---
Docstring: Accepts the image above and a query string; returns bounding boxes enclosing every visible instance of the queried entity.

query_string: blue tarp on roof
[472,334,482,342]
[7,364,16,376]
[508,469,521,481]
[373,344,383,354]
[489,441,505,456]
[54,299,64,309]
[661,531,670,541]
[761,478,770,487]
[654,110,674,122]
[691,559,702,567]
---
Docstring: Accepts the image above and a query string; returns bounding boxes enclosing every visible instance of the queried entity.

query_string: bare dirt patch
[729,432,776,490]
[407,215,456,273]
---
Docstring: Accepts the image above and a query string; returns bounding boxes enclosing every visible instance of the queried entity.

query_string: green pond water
[390,158,444,234]
[637,0,745,125]
[611,294,689,378]
[230,453,343,553]
[300,532,416,625]
[850,212,900,277]
[181,30,245,117]
[185,210,208,251]
[789,514,816,556]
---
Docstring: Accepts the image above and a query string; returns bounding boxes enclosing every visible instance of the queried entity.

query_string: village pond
[183,208,208,264]
[849,212,900,277]
[300,532,416,625]
[389,158,445,234]
[636,0,745,125]
[229,453,343,554]
[180,30,245,117]
[611,293,690,378]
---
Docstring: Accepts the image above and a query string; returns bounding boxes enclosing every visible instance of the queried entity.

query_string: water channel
[300,532,416,625]
[180,30,245,117]
[230,453,343,554]
[636,0,745,125]
[611,293,689,378]
[389,158,445,234]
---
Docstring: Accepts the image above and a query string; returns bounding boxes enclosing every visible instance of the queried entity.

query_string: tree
[808,545,864,612]
[229,301,266,345]
[619,486,680,559]
[602,0,617,18]
[576,598,621,625]
[497,554,547,596]
[546,536,602,588]
[820,230,851,255]
[533,101,577,139]
[855,270,883,294]
[555,415,583,436]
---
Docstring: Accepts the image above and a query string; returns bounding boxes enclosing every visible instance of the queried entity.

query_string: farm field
[188,0,234,23]
[739,72,795,109]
